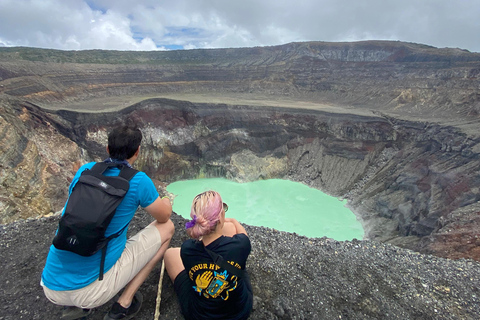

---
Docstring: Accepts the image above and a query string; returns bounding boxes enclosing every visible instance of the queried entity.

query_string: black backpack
[52,162,138,280]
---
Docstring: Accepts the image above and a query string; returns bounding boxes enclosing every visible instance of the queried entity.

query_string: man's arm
[145,197,172,223]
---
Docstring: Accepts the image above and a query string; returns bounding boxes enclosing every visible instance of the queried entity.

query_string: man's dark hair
[107,125,142,160]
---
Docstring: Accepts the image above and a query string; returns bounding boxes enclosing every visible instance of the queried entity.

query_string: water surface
[167,178,363,241]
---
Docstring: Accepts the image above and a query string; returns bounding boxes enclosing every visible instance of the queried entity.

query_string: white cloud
[0,0,478,52]
[84,10,157,50]
[0,0,158,50]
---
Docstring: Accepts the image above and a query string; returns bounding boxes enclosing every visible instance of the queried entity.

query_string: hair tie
[185,215,197,229]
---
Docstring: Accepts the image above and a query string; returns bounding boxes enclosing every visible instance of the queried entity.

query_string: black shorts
[173,269,193,316]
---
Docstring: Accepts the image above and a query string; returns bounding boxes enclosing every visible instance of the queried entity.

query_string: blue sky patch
[85,0,107,14]
[163,44,184,50]
[165,27,203,38]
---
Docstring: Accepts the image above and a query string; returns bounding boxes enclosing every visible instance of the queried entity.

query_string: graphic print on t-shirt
[188,262,239,300]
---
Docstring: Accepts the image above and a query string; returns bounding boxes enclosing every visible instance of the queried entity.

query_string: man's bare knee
[152,219,175,242]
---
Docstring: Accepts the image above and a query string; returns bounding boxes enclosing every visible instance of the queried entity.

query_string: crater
[1,41,480,262]
[7,96,477,261]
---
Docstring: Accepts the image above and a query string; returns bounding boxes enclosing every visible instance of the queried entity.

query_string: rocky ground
[2,41,480,320]
[1,211,480,320]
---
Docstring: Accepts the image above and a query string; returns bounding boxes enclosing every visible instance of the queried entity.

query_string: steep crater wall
[4,98,478,261]
[1,41,479,262]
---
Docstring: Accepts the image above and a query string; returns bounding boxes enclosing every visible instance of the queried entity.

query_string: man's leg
[116,219,174,308]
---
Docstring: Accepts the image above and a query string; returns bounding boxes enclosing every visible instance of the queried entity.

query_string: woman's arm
[224,218,248,236]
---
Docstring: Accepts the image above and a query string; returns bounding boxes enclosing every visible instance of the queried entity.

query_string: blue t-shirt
[41,162,159,291]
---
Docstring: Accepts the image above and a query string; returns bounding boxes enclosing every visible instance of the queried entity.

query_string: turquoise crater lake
[166,178,364,241]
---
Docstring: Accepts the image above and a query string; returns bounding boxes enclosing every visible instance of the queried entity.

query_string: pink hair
[186,190,223,239]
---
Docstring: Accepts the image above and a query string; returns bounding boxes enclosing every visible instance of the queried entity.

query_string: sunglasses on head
[223,203,228,212]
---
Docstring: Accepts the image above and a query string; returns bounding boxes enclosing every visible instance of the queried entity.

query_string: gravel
[1,212,479,320]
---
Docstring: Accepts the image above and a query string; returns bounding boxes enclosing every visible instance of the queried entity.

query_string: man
[41,125,174,320]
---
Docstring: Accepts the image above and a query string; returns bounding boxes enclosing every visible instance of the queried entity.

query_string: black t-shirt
[179,234,252,319]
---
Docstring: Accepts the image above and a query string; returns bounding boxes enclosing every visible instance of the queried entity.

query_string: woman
[164,191,253,320]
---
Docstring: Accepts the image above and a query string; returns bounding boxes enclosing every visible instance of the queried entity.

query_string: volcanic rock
[1,41,480,319]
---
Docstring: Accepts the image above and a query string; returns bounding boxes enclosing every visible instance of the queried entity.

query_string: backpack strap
[89,162,112,174]
[90,162,139,180]
[203,245,246,279]
[99,246,108,281]
[98,221,131,281]
[118,165,138,181]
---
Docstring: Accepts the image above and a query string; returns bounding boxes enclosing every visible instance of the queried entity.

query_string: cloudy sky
[0,0,479,52]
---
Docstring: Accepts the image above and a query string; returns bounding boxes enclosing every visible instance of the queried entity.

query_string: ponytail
[185,191,223,239]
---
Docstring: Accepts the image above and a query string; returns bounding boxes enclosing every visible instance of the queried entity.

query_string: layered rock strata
[1,41,479,123]
[1,96,479,262]
[1,40,480,320]
[0,41,479,260]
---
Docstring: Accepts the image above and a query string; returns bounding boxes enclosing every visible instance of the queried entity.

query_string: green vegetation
[0,41,476,65]
[0,46,220,65]
[0,46,257,65]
